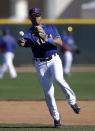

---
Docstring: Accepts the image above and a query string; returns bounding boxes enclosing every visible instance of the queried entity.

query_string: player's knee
[55,77,66,88]
[55,76,62,84]
[45,90,54,98]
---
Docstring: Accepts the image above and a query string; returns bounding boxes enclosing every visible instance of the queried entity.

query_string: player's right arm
[18,38,25,47]
[18,30,32,47]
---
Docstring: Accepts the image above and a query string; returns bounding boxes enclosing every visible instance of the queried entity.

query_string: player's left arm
[53,37,62,46]
[47,25,62,47]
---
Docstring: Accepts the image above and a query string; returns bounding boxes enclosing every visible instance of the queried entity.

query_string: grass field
[0,71,95,130]
[0,72,95,100]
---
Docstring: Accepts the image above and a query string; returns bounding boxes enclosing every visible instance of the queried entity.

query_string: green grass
[0,125,95,131]
[65,72,95,100]
[0,72,95,100]
[0,72,44,100]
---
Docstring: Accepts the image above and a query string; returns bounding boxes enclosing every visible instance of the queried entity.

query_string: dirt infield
[16,65,95,72]
[0,101,94,125]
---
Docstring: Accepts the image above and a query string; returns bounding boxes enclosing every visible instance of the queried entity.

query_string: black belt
[35,53,57,62]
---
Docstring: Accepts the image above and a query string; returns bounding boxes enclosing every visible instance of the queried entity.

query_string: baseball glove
[33,26,47,41]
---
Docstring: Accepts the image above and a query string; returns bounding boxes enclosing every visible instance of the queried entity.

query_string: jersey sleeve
[24,31,31,40]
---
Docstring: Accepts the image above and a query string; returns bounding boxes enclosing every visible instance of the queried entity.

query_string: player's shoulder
[23,26,33,40]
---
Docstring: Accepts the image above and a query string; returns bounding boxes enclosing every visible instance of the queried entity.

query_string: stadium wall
[0,19,95,66]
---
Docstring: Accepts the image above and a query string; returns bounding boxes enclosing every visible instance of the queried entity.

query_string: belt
[35,53,57,62]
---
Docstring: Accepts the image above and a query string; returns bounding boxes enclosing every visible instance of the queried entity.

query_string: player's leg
[51,54,76,105]
[35,61,60,121]
[64,51,73,75]
[52,55,80,113]
[0,55,8,79]
[5,52,17,79]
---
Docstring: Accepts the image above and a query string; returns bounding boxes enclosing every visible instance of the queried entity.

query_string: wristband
[47,38,55,45]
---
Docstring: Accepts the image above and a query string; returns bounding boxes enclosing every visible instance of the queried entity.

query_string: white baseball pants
[64,51,73,75]
[0,52,17,79]
[35,54,76,121]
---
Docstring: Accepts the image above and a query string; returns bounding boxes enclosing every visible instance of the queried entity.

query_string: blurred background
[0,0,95,66]
[0,0,95,19]
[0,1,95,128]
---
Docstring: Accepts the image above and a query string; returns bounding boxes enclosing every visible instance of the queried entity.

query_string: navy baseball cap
[29,7,41,17]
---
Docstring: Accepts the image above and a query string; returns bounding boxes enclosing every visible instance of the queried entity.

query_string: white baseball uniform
[0,33,17,79]
[61,32,75,75]
[23,24,77,121]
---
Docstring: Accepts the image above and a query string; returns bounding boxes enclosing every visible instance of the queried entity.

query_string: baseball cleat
[71,103,80,114]
[54,119,61,128]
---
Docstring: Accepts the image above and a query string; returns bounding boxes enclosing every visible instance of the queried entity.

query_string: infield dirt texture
[0,101,95,125]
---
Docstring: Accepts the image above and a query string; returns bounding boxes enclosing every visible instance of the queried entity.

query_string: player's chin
[31,19,38,25]
[35,20,41,25]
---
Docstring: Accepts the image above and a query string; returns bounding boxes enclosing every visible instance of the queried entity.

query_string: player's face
[30,15,42,25]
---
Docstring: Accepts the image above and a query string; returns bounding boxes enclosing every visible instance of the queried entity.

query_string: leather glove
[33,26,47,41]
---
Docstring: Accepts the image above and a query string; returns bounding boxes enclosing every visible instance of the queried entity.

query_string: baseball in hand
[19,31,24,36]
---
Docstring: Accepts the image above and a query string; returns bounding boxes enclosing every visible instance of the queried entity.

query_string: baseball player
[0,29,17,79]
[18,8,80,128]
[61,26,80,76]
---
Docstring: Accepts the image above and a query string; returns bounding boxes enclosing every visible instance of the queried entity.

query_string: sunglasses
[30,13,41,17]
